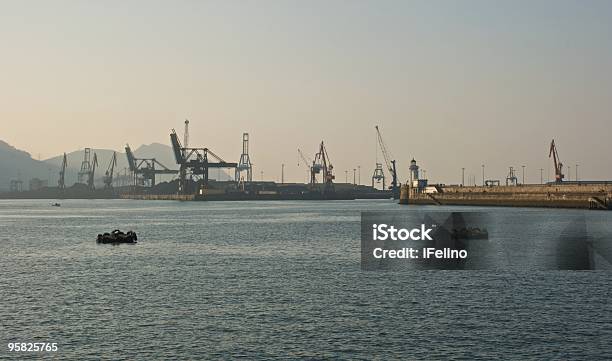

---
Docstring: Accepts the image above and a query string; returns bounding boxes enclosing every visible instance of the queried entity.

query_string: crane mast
[58,153,67,190]
[184,119,189,149]
[235,133,253,183]
[78,148,92,184]
[549,139,564,183]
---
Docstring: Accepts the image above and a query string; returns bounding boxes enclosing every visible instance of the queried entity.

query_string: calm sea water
[1,199,611,360]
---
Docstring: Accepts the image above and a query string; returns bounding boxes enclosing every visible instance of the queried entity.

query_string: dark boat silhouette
[97,230,138,244]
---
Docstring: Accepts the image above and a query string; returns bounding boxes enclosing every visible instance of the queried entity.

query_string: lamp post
[461,168,465,186]
[521,165,526,184]
[358,165,361,185]
[353,169,356,185]
[481,164,485,186]
[576,164,579,182]
[540,168,543,184]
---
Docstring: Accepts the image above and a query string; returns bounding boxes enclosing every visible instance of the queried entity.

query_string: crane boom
[170,129,185,164]
[297,148,313,183]
[549,139,564,183]
[297,148,312,167]
[375,126,393,172]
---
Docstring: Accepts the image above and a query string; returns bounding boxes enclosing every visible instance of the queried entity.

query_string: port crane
[549,139,564,183]
[125,144,176,187]
[78,148,93,184]
[506,166,518,186]
[170,121,237,194]
[375,125,398,198]
[312,141,335,193]
[235,133,253,183]
[58,153,67,190]
[371,129,385,188]
[103,152,117,189]
[87,153,98,190]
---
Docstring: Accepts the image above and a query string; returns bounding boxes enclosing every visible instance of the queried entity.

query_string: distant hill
[0,140,66,191]
[44,142,177,173]
[0,140,232,191]
[130,142,178,170]
[43,143,182,186]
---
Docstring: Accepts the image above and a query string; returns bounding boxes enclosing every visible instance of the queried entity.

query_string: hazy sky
[1,0,611,184]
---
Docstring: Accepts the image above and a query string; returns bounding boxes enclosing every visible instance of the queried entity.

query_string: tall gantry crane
[58,153,67,190]
[375,125,398,198]
[235,133,253,182]
[78,148,93,184]
[103,152,117,189]
[549,139,564,183]
[125,144,176,187]
[170,121,237,194]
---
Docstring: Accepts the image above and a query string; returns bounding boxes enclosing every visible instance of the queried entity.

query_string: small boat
[97,230,138,244]
[51,203,61,207]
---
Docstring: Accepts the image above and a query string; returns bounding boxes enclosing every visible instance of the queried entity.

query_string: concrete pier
[400,183,612,210]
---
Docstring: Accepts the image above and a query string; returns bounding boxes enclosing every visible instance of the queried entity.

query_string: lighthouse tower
[409,158,419,183]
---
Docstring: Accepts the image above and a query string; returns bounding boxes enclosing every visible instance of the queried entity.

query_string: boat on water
[97,230,138,244]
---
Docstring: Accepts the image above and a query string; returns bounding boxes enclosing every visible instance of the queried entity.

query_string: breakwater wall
[120,194,195,201]
[399,183,612,210]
